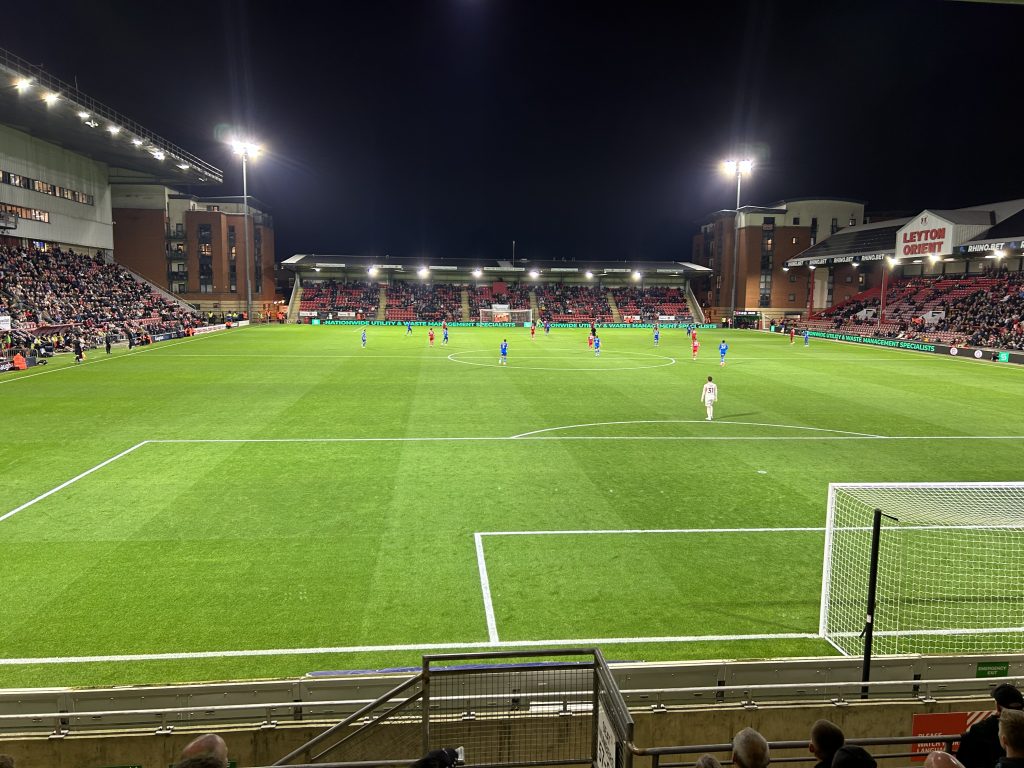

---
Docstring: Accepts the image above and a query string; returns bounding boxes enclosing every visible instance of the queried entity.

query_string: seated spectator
[959,684,1024,768]
[999,709,1024,768]
[732,727,769,768]
[809,719,844,768]
[695,756,722,768]
[833,745,876,768]
[411,748,460,768]
[173,733,228,768]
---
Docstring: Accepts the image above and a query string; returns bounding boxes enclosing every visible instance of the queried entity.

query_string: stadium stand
[384,283,463,322]
[611,286,694,323]
[807,272,1024,348]
[298,279,377,318]
[470,282,532,319]
[535,284,612,323]
[0,244,206,352]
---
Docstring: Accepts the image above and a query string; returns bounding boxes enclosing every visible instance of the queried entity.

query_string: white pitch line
[0,328,242,386]
[510,420,883,439]
[0,632,823,666]
[0,441,149,523]
[479,527,827,536]
[474,533,500,643]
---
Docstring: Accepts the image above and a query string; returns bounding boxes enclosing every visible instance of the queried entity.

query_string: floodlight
[585,271,593,279]
[739,159,754,174]
[995,249,1006,259]
[313,267,321,272]
[472,268,482,278]
[151,150,166,160]
[368,266,379,277]
[809,265,817,271]
[177,163,190,170]
[131,138,144,146]
[42,92,59,106]
[851,261,859,268]
[14,77,32,91]
[632,271,641,281]
[887,256,898,267]
[418,267,429,278]
[782,266,790,272]
[529,269,540,279]
[231,140,263,157]
[107,125,121,135]
[928,252,940,263]
[77,111,90,119]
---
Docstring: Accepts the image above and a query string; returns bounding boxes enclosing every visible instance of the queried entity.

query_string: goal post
[820,482,1024,657]
[479,307,532,324]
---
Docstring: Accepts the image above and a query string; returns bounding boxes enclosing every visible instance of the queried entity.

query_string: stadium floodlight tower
[721,158,753,320]
[230,139,262,321]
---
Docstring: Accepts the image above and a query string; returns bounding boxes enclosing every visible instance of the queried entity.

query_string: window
[198,224,214,292]
[1,169,93,205]
[793,217,801,226]
[791,237,799,245]
[789,273,798,283]
[849,217,857,227]
[206,205,220,212]
[788,293,796,301]
[831,217,839,235]
[0,202,50,223]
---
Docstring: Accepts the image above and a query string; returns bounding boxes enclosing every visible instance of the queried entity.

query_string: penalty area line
[474,533,500,643]
[0,632,823,665]
[0,441,150,524]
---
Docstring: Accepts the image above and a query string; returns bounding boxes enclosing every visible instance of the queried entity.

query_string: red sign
[902,227,947,256]
[911,711,993,761]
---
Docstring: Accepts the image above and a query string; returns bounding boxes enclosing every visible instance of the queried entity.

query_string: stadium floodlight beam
[632,270,642,281]
[529,269,540,279]
[472,268,482,278]
[14,77,32,91]
[77,110,90,119]
[720,157,753,320]
[418,267,429,278]
[230,139,263,321]
[995,249,1006,259]
[585,270,593,279]
[368,266,379,277]
[107,125,121,135]
[131,137,144,146]
[42,92,59,106]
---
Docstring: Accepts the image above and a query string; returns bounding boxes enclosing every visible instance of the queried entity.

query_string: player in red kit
[428,328,435,346]
[691,337,700,361]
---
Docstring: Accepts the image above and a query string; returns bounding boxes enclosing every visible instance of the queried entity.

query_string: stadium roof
[0,47,222,185]
[784,219,911,267]
[965,207,1024,242]
[282,254,711,277]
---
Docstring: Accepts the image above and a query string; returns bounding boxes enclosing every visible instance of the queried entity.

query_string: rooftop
[0,46,221,186]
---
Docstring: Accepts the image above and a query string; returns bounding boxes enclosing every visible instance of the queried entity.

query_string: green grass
[1,324,1022,688]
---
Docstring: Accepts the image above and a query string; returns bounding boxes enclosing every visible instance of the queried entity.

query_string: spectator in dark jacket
[958,684,1024,768]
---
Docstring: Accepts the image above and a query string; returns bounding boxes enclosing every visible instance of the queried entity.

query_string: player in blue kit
[803,329,810,347]
[442,326,449,345]
[544,320,550,335]
[653,326,660,347]
[719,339,728,366]
[499,339,508,365]
[593,335,601,356]
[406,321,413,336]
[361,328,367,348]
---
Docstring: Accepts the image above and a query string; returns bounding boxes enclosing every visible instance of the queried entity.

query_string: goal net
[480,307,532,324]
[820,482,1024,657]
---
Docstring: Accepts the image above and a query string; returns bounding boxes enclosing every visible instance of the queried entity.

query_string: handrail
[272,674,423,766]
[0,672,1013,729]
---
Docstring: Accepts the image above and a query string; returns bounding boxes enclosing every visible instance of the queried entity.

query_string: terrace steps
[529,290,539,314]
[376,285,387,321]
[607,291,622,323]
[460,287,471,321]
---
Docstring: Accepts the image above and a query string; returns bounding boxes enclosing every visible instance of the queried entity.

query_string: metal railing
[0,45,222,182]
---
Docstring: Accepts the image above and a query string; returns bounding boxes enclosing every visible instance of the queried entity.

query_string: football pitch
[2,324,1022,688]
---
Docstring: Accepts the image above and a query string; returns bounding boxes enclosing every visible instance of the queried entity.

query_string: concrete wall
[0,696,992,768]
[0,124,113,250]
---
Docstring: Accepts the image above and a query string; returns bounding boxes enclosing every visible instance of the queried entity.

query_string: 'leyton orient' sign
[897,212,954,257]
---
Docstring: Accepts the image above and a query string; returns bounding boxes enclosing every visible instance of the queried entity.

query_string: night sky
[3,0,1023,262]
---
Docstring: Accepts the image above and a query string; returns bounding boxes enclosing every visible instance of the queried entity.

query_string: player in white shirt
[700,375,718,421]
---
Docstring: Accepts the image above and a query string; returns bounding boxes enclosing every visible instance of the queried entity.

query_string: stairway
[606,290,622,323]
[376,284,387,321]
[529,290,539,316]
[684,283,705,323]
[460,287,471,321]
[287,282,303,322]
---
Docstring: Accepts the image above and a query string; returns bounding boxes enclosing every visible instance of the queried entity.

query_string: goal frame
[820,481,1024,657]
[479,308,532,324]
